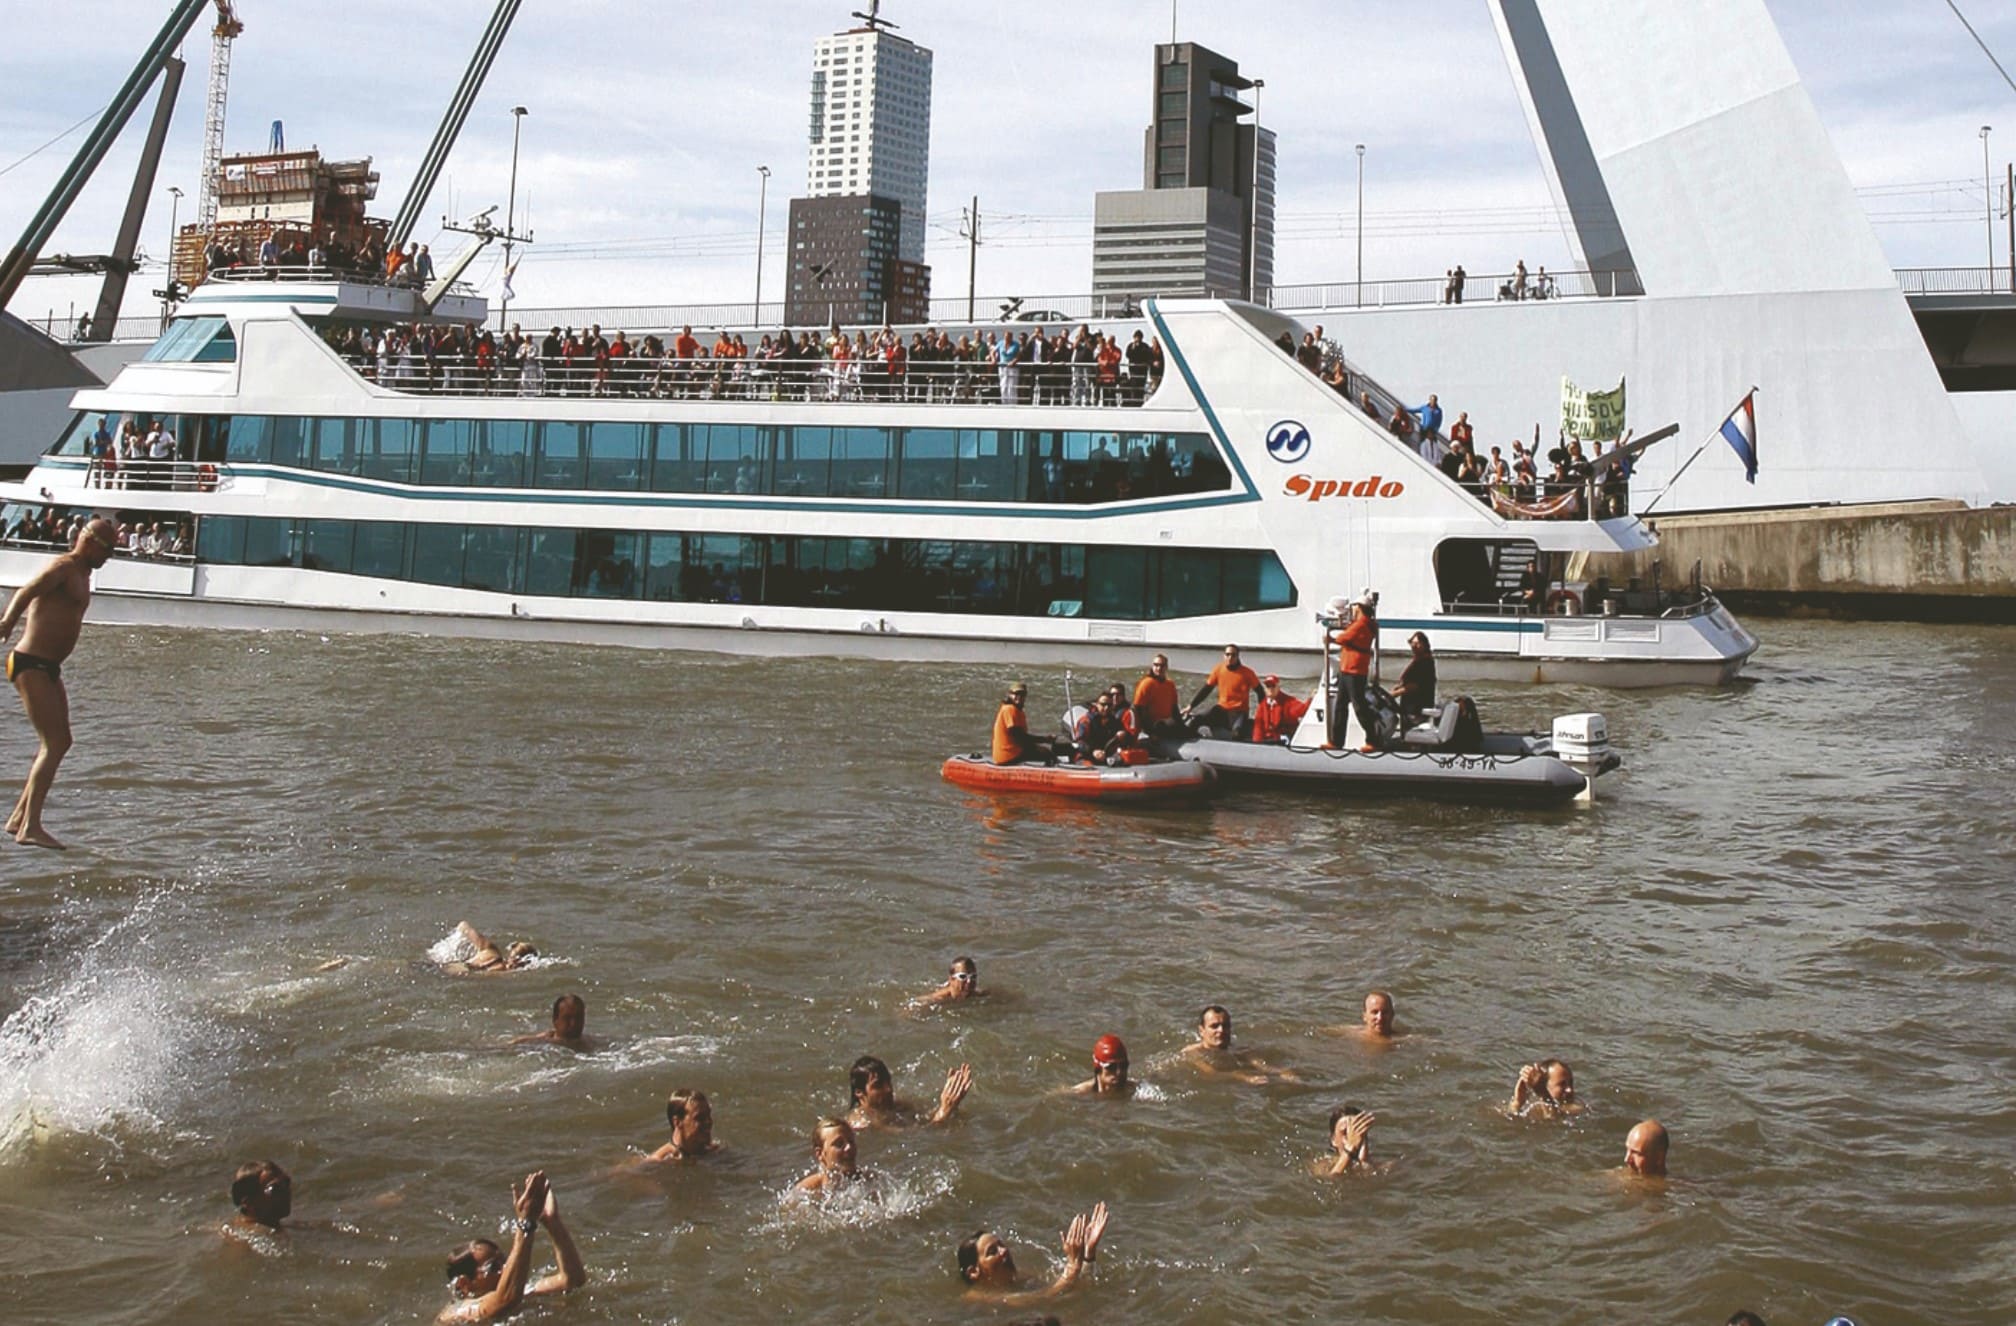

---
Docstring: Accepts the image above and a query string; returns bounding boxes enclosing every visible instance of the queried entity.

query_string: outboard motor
[1551,713,1610,767]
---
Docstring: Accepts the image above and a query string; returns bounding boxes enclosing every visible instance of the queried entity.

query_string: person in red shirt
[1184,644,1260,741]
[1251,674,1308,745]
[1329,592,1382,751]
[1095,336,1123,406]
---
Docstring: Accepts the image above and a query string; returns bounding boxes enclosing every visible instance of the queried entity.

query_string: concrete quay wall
[1590,500,2016,621]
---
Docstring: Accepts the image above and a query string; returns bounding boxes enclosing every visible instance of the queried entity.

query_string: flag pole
[1640,388,1758,517]
[1639,438,1713,516]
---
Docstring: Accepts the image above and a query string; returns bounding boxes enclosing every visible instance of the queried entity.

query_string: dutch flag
[1719,390,1758,484]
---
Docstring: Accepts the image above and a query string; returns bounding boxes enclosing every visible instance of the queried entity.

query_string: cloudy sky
[3,0,2013,327]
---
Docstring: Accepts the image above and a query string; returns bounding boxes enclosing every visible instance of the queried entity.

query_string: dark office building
[1092,41,1275,309]
[784,193,932,326]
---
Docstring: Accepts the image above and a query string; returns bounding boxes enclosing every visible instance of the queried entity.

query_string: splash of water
[0,890,222,1157]
[767,1161,957,1232]
[424,926,567,969]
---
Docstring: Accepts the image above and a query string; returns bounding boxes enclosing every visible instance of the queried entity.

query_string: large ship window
[173,413,1238,508]
[187,517,1298,623]
[141,316,236,363]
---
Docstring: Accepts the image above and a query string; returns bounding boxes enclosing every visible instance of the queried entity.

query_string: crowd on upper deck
[1270,325,1628,520]
[202,227,425,287]
[321,321,1167,407]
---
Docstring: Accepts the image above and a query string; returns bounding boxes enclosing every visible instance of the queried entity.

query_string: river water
[0,620,2010,1325]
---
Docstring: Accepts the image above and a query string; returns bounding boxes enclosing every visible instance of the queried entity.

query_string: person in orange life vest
[1183,644,1260,740]
[1330,591,1382,752]
[991,682,1053,765]
[1252,674,1309,745]
[1132,653,1182,738]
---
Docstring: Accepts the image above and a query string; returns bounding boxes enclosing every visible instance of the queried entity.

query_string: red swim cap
[1092,1034,1127,1065]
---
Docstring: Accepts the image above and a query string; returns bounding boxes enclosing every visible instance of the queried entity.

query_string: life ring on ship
[1545,588,1582,616]
[196,463,219,492]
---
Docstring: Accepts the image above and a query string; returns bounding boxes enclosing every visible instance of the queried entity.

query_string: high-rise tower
[1091,42,1274,308]
[804,2,933,264]
[788,2,934,324]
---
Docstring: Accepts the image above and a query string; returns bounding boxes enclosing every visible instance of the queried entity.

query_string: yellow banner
[1560,375,1626,441]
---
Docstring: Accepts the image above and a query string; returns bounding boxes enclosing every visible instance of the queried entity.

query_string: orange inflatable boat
[940,754,1215,801]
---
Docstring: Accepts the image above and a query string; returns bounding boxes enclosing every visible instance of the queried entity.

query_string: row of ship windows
[55,414,1236,504]
[193,516,1296,621]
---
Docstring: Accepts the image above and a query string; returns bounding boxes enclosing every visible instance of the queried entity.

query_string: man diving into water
[1,515,117,848]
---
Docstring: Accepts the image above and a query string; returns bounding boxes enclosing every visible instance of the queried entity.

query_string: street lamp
[755,164,771,325]
[1982,125,1995,278]
[162,184,184,328]
[1248,79,1264,303]
[502,106,528,324]
[1355,143,1365,307]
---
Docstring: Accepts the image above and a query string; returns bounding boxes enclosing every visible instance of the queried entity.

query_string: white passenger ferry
[0,276,1755,685]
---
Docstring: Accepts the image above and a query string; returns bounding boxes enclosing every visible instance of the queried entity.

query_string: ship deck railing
[0,528,194,563]
[62,457,217,493]
[335,355,1170,408]
[1442,580,1716,620]
[200,265,478,296]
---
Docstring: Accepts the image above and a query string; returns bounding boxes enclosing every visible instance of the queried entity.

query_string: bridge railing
[1894,266,2016,296]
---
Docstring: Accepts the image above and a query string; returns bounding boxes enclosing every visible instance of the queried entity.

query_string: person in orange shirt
[1251,674,1308,745]
[1131,653,1180,737]
[990,681,1052,765]
[1184,644,1260,740]
[1329,591,1382,752]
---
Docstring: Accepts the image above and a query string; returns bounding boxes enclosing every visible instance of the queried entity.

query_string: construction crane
[196,0,242,229]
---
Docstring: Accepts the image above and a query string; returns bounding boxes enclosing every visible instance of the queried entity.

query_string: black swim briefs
[5,650,61,683]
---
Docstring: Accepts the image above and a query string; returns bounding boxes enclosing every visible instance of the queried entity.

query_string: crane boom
[197,0,242,230]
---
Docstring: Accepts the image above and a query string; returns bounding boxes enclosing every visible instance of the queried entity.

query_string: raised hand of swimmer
[1081,1201,1110,1262]
[931,1062,974,1123]
[513,1171,548,1224]
[1060,1212,1089,1264]
[1341,1111,1376,1155]
[539,1184,561,1227]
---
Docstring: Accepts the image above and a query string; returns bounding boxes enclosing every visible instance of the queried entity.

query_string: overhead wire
[0,102,111,179]
[1943,0,2016,97]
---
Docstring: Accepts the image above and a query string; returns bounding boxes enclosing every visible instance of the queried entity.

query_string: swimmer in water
[912,955,984,1006]
[1316,1105,1378,1176]
[958,1201,1109,1305]
[449,921,538,974]
[437,1171,586,1323]
[629,1088,721,1165]
[1181,1005,1299,1084]
[512,993,593,1049]
[795,1117,871,1195]
[1507,1059,1585,1117]
[228,1160,293,1234]
[845,1054,973,1129]
[1352,990,1399,1041]
[1062,1034,1136,1098]
[1621,1119,1669,1179]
